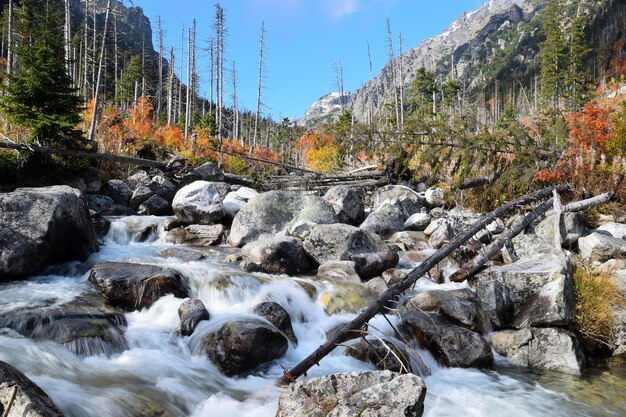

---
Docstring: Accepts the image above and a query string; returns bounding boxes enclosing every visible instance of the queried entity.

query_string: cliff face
[349,0,545,122]
[298,92,351,127]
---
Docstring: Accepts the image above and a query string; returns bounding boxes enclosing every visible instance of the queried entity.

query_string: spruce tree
[565,15,590,110]
[539,0,565,108]
[1,0,84,149]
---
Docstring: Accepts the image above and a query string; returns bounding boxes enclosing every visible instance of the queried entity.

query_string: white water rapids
[0,216,623,417]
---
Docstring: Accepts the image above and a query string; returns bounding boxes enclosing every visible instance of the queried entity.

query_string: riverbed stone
[180,161,224,185]
[370,185,426,219]
[535,212,587,247]
[360,203,405,237]
[182,224,225,246]
[89,262,190,311]
[0,361,64,417]
[402,311,493,368]
[319,283,377,315]
[406,288,476,312]
[303,224,399,279]
[129,185,154,210]
[85,194,116,213]
[0,185,99,279]
[316,261,362,284]
[253,301,297,344]
[138,194,170,216]
[428,220,455,249]
[127,170,151,188]
[345,338,411,373]
[597,223,626,239]
[579,232,626,262]
[425,187,446,207]
[104,179,132,206]
[438,296,487,333]
[276,371,426,417]
[178,299,210,336]
[160,247,205,262]
[223,187,259,219]
[404,212,431,231]
[323,185,365,225]
[202,318,288,376]
[242,236,312,275]
[229,191,339,247]
[172,181,225,225]
[474,278,513,329]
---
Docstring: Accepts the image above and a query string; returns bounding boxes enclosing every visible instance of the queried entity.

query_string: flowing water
[0,216,624,417]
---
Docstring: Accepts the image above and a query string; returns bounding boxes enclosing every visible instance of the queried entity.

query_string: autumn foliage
[297,131,340,172]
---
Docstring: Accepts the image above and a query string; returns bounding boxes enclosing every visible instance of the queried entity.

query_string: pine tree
[539,0,565,107]
[1,0,84,148]
[565,14,590,110]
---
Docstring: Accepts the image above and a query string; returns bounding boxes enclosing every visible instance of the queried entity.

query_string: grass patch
[574,266,625,353]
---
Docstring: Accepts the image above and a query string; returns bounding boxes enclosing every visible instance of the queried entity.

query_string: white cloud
[323,0,359,20]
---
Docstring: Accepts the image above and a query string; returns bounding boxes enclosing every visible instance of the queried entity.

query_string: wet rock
[402,311,493,368]
[535,212,587,247]
[323,185,365,225]
[104,179,132,206]
[304,224,399,280]
[597,223,626,239]
[317,261,362,284]
[319,284,377,315]
[253,301,297,344]
[172,181,225,225]
[428,220,455,249]
[223,187,259,219]
[425,187,446,207]
[0,361,64,417]
[488,328,584,375]
[360,203,405,237]
[149,175,176,201]
[475,278,513,329]
[388,232,429,253]
[579,232,626,262]
[0,185,99,279]
[365,277,388,296]
[127,170,151,188]
[438,296,486,333]
[370,185,426,219]
[241,237,312,275]
[404,212,431,231]
[182,224,225,246]
[138,194,170,216]
[85,194,116,213]
[178,299,210,336]
[382,268,411,286]
[164,218,183,232]
[346,338,411,373]
[276,371,426,417]
[89,262,190,311]
[160,247,205,262]
[406,288,476,312]
[203,318,288,376]
[91,213,111,239]
[229,191,339,247]
[137,225,157,243]
[129,185,154,210]
[0,294,127,356]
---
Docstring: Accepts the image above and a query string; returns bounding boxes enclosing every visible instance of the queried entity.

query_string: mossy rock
[319,284,377,315]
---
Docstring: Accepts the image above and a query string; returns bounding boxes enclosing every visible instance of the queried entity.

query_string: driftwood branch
[561,192,615,213]
[277,184,569,385]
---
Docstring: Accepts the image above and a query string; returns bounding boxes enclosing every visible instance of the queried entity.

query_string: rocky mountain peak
[298,92,351,128]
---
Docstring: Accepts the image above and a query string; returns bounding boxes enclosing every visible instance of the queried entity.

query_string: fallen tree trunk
[278,184,569,385]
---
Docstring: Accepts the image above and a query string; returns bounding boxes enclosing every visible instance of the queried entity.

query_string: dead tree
[214,4,225,152]
[88,0,112,146]
[397,31,405,128]
[334,60,345,112]
[278,185,569,385]
[232,61,239,141]
[64,0,72,81]
[167,46,174,125]
[156,16,164,118]
[386,19,399,130]
[177,24,184,124]
[184,25,192,142]
[253,20,266,149]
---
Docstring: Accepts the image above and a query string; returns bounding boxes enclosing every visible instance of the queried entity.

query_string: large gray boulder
[241,237,312,275]
[202,318,288,376]
[406,288,476,312]
[316,261,362,284]
[370,185,425,218]
[229,191,339,247]
[89,262,190,311]
[610,270,626,356]
[303,224,399,279]
[579,232,626,262]
[252,301,297,344]
[360,203,405,237]
[104,179,132,206]
[597,223,626,239]
[0,361,64,417]
[181,224,225,246]
[323,185,365,225]
[488,328,584,375]
[178,299,210,337]
[0,294,127,356]
[0,186,99,279]
[535,212,587,247]
[438,296,487,333]
[474,253,575,328]
[180,161,225,185]
[172,181,225,225]
[345,338,411,373]
[474,278,513,329]
[402,311,493,368]
[138,194,170,216]
[276,371,426,417]
[223,187,259,219]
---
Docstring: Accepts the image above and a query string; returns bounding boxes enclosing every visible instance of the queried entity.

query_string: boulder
[597,222,626,239]
[181,224,225,246]
[160,247,205,262]
[323,185,365,225]
[360,203,405,237]
[84,194,116,213]
[610,270,626,356]
[91,213,111,239]
[487,328,584,375]
[402,311,493,368]
[438,296,487,333]
[223,187,259,219]
[172,181,225,225]
[474,278,513,329]
[535,212,587,247]
[428,220,455,249]
[404,212,431,231]
[425,187,446,207]
[67,167,101,195]
[365,277,388,296]
[370,185,425,218]
[138,194,170,216]
[104,179,132,206]
[474,253,575,328]
[89,262,190,311]
[178,299,210,336]
[316,261,362,285]
[229,191,339,247]
[287,220,317,240]
[202,318,288,376]
[149,175,176,200]
[382,268,412,286]
[303,224,399,279]
[127,170,151,188]
[345,338,411,373]
[0,186,99,279]
[406,289,476,312]
[241,237,311,275]
[319,284,377,315]
[180,162,224,185]
[0,294,127,356]
[129,185,154,210]
[512,233,564,258]
[276,371,426,417]
[253,301,297,344]
[388,231,429,251]
[579,232,626,262]
[0,361,64,417]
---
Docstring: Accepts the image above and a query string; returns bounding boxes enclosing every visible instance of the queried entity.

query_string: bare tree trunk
[113,16,118,100]
[177,24,184,124]
[156,16,164,118]
[334,60,345,112]
[253,20,265,149]
[167,47,174,125]
[214,3,225,164]
[6,0,12,85]
[397,31,405,128]
[83,0,89,104]
[232,61,239,142]
[209,38,214,118]
[184,27,192,142]
[87,0,112,146]
[386,19,399,130]
[64,0,72,82]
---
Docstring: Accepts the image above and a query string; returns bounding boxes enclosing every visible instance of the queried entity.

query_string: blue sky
[138,0,483,120]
